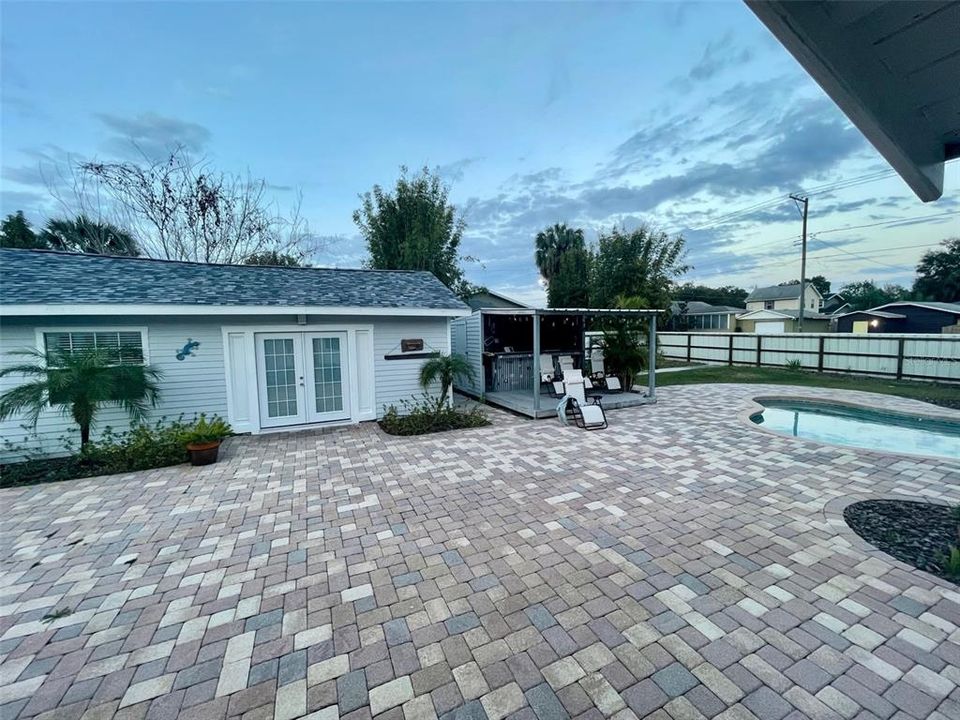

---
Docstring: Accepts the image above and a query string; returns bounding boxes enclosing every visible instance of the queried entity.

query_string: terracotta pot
[186,440,221,466]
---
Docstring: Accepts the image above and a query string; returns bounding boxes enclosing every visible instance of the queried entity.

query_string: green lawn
[655,365,960,409]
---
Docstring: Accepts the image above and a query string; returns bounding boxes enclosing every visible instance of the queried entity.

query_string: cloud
[459,89,870,296]
[95,112,212,159]
[0,190,47,216]
[689,31,754,82]
[436,157,482,183]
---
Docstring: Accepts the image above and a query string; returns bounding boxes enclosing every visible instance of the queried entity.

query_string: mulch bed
[844,499,960,583]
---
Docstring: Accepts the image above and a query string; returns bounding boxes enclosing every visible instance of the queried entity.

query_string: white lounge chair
[590,349,606,379]
[539,353,556,383]
[562,371,607,430]
[558,355,575,379]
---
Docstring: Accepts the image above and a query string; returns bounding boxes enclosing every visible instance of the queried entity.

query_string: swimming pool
[750,398,960,460]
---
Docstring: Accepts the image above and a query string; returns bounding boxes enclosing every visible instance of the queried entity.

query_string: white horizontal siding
[1,316,229,461]
[1,313,453,461]
[372,317,450,413]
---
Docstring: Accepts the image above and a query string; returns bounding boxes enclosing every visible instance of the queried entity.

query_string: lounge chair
[590,350,623,392]
[562,371,607,430]
[589,350,606,380]
[557,355,575,380]
[604,376,623,393]
[539,353,556,383]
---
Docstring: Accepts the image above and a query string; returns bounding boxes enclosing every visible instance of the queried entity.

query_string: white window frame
[35,326,151,366]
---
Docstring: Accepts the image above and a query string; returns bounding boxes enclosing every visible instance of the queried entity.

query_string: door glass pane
[263,338,298,418]
[313,337,343,413]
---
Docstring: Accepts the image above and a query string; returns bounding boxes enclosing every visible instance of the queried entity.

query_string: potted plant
[182,414,232,466]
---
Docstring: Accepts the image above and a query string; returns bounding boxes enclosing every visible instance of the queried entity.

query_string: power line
[685,211,958,274]
[664,168,904,235]
[689,241,942,279]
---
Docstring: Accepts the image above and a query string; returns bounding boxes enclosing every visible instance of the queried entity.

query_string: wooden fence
[658,332,960,382]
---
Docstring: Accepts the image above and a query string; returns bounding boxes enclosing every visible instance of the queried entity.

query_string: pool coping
[737,392,960,466]
[820,493,959,591]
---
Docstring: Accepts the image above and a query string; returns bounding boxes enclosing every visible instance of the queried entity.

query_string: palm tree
[419,353,475,411]
[534,223,585,283]
[40,215,141,256]
[0,348,161,448]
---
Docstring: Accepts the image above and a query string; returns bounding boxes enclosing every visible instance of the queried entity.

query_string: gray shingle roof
[745,284,803,302]
[879,301,960,315]
[0,249,469,311]
[670,301,744,314]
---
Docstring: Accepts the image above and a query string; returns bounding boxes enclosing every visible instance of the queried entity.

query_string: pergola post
[532,311,541,416]
[647,314,657,401]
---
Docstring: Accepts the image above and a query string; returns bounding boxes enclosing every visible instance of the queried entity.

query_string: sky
[2,0,957,306]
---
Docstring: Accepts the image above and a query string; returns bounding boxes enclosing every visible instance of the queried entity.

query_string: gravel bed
[844,499,959,583]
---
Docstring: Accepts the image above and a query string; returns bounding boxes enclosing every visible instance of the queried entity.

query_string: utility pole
[789,194,809,332]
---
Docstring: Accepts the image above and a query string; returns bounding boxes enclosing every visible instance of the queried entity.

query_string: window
[764,300,775,310]
[43,330,145,366]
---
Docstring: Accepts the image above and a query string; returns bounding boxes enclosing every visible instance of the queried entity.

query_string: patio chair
[550,380,565,397]
[558,355,575,379]
[583,375,602,398]
[604,375,623,393]
[590,349,623,392]
[589,349,606,380]
[539,353,557,383]
[561,372,607,430]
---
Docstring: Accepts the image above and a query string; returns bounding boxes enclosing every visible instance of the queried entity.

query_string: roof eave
[0,304,471,318]
[745,0,945,202]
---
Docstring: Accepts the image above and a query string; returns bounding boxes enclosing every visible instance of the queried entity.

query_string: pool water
[750,399,960,460]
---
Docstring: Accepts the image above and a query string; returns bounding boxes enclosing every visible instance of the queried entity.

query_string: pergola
[453,307,662,419]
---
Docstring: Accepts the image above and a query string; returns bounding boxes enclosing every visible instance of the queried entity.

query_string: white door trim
[221,323,375,433]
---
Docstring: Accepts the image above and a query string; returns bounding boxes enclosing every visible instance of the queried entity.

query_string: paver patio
[1,384,959,720]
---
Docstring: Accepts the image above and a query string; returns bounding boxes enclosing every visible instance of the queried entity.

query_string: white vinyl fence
[659,332,960,382]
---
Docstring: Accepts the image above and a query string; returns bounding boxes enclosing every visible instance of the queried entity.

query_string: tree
[39,215,140,256]
[839,280,907,311]
[80,147,316,265]
[809,275,831,296]
[535,223,584,282]
[354,166,476,297]
[1,211,48,249]
[672,283,747,306]
[534,223,590,307]
[590,225,687,309]
[244,250,303,267]
[548,244,591,307]
[778,276,831,296]
[913,238,959,302]
[0,348,161,448]
[418,353,475,411]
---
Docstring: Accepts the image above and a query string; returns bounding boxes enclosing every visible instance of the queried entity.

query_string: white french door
[255,332,350,428]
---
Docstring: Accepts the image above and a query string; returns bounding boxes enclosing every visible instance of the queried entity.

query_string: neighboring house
[735,309,832,334]
[835,301,960,334]
[0,249,469,459]
[464,289,530,312]
[745,283,823,313]
[821,293,851,316]
[667,301,743,331]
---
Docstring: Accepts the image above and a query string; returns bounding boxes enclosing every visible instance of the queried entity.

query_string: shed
[0,249,469,459]
[835,302,960,334]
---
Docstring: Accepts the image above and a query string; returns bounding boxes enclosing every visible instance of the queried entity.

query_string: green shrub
[0,414,231,488]
[182,414,232,445]
[785,359,804,371]
[940,546,960,580]
[379,395,490,436]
